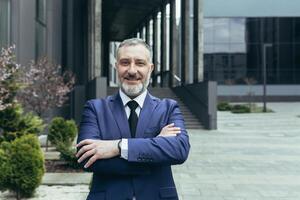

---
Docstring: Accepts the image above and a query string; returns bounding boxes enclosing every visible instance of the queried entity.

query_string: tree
[0,46,21,111]
[0,46,44,142]
[17,58,75,118]
[0,104,44,142]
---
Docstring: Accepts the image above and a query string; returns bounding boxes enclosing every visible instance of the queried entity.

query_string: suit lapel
[109,93,131,138]
[135,93,158,138]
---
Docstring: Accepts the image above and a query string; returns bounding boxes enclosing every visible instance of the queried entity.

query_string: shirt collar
[119,89,148,109]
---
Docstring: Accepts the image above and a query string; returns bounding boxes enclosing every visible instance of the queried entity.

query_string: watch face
[118,139,122,153]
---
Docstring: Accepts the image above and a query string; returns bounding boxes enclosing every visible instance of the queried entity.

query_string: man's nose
[128,63,137,74]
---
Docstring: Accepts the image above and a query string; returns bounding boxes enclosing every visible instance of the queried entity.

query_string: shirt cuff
[120,138,128,160]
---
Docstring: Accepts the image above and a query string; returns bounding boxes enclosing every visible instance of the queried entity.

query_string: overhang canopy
[103,0,164,41]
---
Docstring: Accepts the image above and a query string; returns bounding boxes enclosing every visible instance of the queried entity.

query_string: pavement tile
[1,103,300,200]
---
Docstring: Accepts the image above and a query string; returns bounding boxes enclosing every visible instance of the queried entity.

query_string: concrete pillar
[181,0,191,84]
[160,4,167,87]
[193,0,204,82]
[169,0,177,87]
[152,14,158,87]
[145,21,150,45]
[102,37,109,84]
[139,27,144,40]
[88,0,102,80]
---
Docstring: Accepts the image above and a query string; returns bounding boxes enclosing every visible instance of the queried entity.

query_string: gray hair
[116,38,152,61]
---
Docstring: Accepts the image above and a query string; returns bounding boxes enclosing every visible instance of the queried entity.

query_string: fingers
[159,133,178,137]
[76,139,93,148]
[77,148,96,163]
[84,154,98,168]
[160,131,180,136]
[158,123,181,137]
[167,127,181,132]
[165,123,175,128]
[76,143,94,158]
[163,126,181,133]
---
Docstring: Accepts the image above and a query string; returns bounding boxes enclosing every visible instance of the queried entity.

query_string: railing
[169,72,208,107]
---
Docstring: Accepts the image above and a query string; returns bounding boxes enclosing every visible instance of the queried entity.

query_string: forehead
[118,45,151,60]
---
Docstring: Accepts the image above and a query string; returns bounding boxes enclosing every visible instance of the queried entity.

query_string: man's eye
[136,61,145,66]
[120,61,130,65]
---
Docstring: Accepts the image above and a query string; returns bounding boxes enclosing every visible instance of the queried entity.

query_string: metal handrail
[168,71,208,107]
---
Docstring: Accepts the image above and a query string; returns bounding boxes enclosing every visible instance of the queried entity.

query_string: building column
[145,21,150,45]
[87,0,106,100]
[160,4,167,87]
[193,0,204,82]
[152,14,158,87]
[88,0,102,80]
[181,0,191,84]
[169,0,177,87]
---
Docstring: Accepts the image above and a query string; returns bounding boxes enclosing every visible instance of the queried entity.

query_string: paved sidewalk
[1,102,300,200]
[174,102,300,200]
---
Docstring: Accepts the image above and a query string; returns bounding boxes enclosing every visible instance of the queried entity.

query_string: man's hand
[76,139,120,168]
[158,123,181,137]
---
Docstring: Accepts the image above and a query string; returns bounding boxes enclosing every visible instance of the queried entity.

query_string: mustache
[124,74,141,80]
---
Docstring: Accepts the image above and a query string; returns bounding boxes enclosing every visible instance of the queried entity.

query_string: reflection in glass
[246,18,261,43]
[295,19,300,43]
[204,17,300,84]
[214,44,229,53]
[204,18,214,44]
[230,18,246,43]
[214,18,230,43]
[278,18,293,43]
[230,44,246,53]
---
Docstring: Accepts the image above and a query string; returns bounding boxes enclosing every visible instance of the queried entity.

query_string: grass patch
[218,102,274,113]
[250,105,273,113]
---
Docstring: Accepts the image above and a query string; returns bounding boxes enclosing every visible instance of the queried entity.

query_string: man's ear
[150,64,154,73]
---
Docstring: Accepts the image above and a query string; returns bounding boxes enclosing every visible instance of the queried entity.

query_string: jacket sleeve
[77,100,151,175]
[127,101,190,165]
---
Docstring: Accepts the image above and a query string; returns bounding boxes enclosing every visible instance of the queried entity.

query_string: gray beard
[120,72,151,98]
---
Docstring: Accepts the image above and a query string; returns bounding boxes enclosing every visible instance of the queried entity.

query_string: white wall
[218,85,300,96]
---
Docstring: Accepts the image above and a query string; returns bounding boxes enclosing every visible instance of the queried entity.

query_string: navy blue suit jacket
[77,92,190,200]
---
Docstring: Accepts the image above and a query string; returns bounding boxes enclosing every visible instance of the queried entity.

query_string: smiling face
[116,44,154,98]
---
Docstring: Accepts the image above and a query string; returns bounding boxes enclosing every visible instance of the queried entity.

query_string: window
[0,0,10,48]
[204,17,300,84]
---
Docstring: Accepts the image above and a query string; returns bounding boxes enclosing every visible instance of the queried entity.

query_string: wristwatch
[117,139,122,155]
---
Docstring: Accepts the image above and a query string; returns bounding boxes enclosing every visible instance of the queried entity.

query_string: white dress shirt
[118,89,148,160]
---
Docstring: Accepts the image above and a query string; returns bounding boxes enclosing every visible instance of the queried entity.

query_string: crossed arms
[76,100,190,175]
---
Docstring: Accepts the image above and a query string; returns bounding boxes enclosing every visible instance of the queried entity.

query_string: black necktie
[127,100,139,138]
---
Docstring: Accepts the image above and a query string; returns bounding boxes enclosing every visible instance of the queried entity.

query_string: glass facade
[204,17,300,84]
[0,0,10,48]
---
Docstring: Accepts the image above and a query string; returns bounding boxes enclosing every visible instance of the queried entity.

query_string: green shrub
[18,112,44,135]
[231,104,251,113]
[0,105,44,142]
[0,104,22,133]
[57,143,81,169]
[48,117,77,148]
[0,134,45,199]
[217,102,232,111]
[0,149,11,192]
